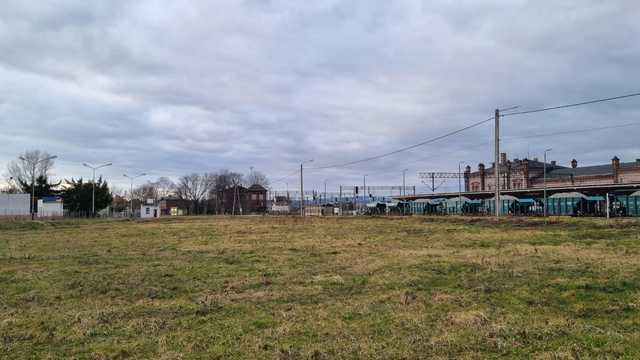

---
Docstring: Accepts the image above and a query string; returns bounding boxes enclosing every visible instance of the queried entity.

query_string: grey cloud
[1,0,639,192]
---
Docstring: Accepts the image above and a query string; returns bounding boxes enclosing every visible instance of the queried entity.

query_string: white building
[0,193,30,217]
[140,199,160,219]
[37,196,64,217]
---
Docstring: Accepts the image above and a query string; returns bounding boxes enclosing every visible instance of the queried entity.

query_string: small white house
[140,199,160,219]
[37,196,64,218]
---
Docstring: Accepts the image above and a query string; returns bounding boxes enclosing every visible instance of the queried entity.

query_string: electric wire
[308,116,495,170]
[306,91,640,172]
[501,92,640,117]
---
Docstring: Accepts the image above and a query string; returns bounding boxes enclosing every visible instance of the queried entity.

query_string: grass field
[1,216,639,359]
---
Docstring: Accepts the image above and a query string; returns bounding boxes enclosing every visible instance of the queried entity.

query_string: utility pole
[458,161,466,214]
[83,162,112,216]
[20,154,57,220]
[123,173,147,217]
[324,179,328,204]
[494,108,500,218]
[402,169,408,215]
[300,160,313,216]
[363,174,368,210]
[431,173,435,193]
[402,169,408,197]
[543,148,552,217]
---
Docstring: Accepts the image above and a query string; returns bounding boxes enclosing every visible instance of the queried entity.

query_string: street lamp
[363,174,368,209]
[323,179,328,204]
[20,154,57,219]
[123,173,147,217]
[543,148,552,217]
[300,160,313,216]
[458,161,466,214]
[402,169,408,197]
[83,162,112,216]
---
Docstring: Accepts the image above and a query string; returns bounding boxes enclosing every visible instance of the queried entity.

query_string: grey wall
[0,193,31,216]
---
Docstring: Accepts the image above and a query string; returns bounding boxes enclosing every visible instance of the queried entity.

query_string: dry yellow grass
[0,216,639,359]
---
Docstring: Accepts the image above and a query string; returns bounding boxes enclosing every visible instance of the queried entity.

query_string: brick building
[216,184,268,214]
[465,153,640,191]
[159,197,194,216]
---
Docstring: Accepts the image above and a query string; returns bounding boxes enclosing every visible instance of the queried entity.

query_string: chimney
[478,163,486,191]
[571,159,578,168]
[612,156,620,184]
[500,152,507,165]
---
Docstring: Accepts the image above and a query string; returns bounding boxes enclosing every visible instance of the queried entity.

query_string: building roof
[248,184,267,192]
[548,161,639,177]
[548,164,613,177]
[476,158,565,174]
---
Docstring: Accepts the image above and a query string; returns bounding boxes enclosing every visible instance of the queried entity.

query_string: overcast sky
[1,1,639,194]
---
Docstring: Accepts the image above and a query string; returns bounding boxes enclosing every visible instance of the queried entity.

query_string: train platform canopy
[444,196,471,205]
[586,196,605,201]
[487,195,519,202]
[549,192,587,199]
[366,201,401,208]
[415,198,446,204]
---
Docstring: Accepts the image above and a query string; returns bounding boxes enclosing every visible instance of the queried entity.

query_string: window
[145,207,150,215]
[251,194,258,200]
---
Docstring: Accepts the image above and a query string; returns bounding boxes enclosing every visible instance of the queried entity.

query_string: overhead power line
[270,168,300,185]
[501,91,640,117]
[309,116,495,170]
[307,91,640,171]
[502,121,640,141]
[271,91,640,180]
[363,120,640,177]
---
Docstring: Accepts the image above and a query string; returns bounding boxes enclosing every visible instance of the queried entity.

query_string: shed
[140,204,160,218]
[37,196,63,218]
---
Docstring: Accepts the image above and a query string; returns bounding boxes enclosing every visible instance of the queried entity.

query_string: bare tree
[176,173,215,214]
[245,170,270,188]
[209,170,243,214]
[154,177,177,199]
[7,150,56,185]
[215,169,244,191]
[132,183,158,203]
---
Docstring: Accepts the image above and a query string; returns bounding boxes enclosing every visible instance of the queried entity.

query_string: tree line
[2,150,269,215]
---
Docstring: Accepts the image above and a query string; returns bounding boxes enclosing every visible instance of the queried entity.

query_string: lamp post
[83,162,112,216]
[323,179,328,204]
[458,161,466,214]
[123,173,147,217]
[20,154,57,220]
[300,160,313,216]
[363,174,368,209]
[402,169,408,197]
[543,148,552,217]
[402,169,408,215]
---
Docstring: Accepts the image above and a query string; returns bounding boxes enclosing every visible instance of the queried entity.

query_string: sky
[1,0,639,195]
